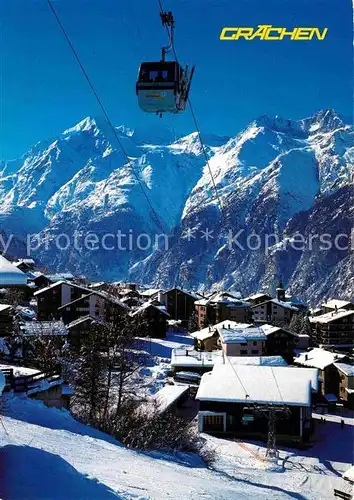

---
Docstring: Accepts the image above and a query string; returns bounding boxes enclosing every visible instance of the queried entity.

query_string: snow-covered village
[0,255,353,499]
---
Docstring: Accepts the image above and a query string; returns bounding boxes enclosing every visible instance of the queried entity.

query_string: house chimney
[276,279,286,302]
[228,324,231,329]
[305,354,308,361]
[335,305,338,314]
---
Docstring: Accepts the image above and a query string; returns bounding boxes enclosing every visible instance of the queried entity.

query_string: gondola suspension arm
[160,11,175,61]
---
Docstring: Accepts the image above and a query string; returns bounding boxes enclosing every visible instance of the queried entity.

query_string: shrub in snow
[105,398,215,465]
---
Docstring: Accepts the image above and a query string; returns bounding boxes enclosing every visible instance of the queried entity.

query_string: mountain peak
[63,116,100,135]
[308,108,345,131]
[252,109,345,138]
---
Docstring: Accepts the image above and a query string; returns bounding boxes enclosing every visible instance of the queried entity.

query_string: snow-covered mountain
[0,110,353,304]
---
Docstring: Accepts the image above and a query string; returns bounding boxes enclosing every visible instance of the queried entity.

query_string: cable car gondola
[242,406,255,424]
[136,11,195,116]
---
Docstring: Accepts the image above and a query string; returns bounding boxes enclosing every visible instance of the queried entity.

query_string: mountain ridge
[0,109,352,304]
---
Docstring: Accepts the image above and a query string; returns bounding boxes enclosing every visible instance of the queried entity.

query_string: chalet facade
[131,301,170,338]
[261,324,309,358]
[334,362,354,410]
[252,299,298,324]
[159,288,197,324]
[216,323,266,357]
[34,281,91,320]
[294,348,347,403]
[197,363,316,445]
[191,324,220,351]
[66,315,104,351]
[308,309,354,347]
[195,292,251,329]
[117,286,142,308]
[58,290,128,325]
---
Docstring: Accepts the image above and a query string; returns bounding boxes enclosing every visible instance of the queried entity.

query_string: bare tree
[102,309,147,418]
[71,323,106,425]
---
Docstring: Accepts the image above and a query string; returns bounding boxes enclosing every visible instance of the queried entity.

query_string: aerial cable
[157,0,224,220]
[45,0,168,235]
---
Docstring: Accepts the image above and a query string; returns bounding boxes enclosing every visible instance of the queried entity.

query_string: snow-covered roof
[294,348,346,370]
[309,309,354,324]
[93,290,129,309]
[46,273,74,282]
[343,465,354,483]
[334,362,354,377]
[171,349,222,368]
[322,299,353,310]
[66,315,104,330]
[140,288,164,297]
[167,319,182,326]
[34,280,89,296]
[190,325,218,341]
[208,293,250,306]
[0,304,12,314]
[150,385,189,413]
[0,255,28,286]
[197,363,312,406]
[252,298,299,311]
[165,287,198,299]
[260,324,297,337]
[215,355,288,367]
[13,259,35,267]
[57,289,128,310]
[247,293,271,301]
[194,298,210,306]
[0,363,40,377]
[20,321,67,336]
[217,325,266,344]
[310,307,322,315]
[131,301,170,317]
[195,292,250,308]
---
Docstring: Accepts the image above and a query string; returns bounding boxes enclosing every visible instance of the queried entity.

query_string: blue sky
[0,0,352,160]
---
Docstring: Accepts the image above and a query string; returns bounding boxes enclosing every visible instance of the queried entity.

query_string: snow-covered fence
[1,366,61,394]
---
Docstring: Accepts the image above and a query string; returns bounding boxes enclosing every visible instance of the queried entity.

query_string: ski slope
[0,395,352,499]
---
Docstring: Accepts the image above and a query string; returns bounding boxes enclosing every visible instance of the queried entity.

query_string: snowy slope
[1,395,351,500]
[0,110,352,303]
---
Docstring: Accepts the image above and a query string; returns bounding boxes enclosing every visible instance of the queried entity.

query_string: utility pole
[266,408,277,458]
[250,404,291,459]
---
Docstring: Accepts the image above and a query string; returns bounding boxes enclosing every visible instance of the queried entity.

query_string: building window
[253,341,257,346]
[240,350,247,355]
[251,349,259,355]
[204,415,221,425]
